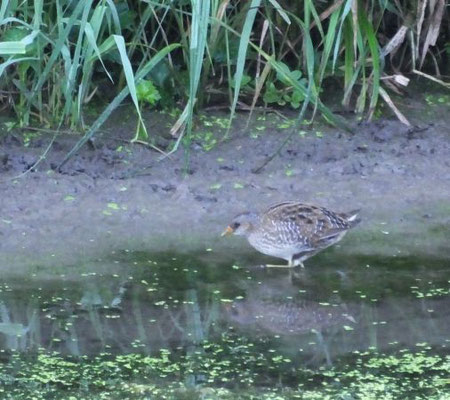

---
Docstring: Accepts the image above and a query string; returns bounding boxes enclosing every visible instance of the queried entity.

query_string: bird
[222,201,360,268]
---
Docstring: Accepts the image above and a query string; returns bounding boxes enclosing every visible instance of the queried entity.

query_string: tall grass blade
[342,17,355,107]
[358,8,380,118]
[227,0,261,136]
[33,0,43,28]
[187,0,211,138]
[28,0,86,106]
[0,57,36,76]
[0,0,10,21]
[332,0,352,72]
[61,0,94,125]
[84,4,113,79]
[113,34,149,141]
[169,0,210,161]
[267,0,291,25]
[308,0,324,38]
[0,17,34,29]
[0,42,27,55]
[318,9,339,85]
[104,0,122,32]
[302,0,317,118]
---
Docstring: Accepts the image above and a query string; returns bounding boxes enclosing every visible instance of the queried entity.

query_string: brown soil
[1,92,449,274]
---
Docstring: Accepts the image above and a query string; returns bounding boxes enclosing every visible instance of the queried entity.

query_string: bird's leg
[291,253,306,268]
[293,259,305,268]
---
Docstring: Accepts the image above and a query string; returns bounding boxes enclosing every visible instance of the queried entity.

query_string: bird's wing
[260,202,313,247]
[263,202,352,243]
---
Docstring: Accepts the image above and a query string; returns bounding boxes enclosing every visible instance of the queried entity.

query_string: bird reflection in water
[225,293,355,365]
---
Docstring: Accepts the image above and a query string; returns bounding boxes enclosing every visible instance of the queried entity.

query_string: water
[0,249,449,398]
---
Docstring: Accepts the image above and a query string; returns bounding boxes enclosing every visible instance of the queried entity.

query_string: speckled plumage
[224,201,360,267]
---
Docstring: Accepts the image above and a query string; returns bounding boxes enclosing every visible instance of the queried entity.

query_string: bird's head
[222,212,259,237]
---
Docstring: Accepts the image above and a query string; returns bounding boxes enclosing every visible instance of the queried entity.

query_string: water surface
[1,249,449,398]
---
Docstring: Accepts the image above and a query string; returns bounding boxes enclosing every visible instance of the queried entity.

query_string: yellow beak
[221,226,234,237]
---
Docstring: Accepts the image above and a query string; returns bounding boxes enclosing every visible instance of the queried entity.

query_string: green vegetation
[1,339,449,399]
[0,0,449,161]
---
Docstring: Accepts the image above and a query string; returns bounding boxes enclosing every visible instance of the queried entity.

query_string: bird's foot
[265,263,294,268]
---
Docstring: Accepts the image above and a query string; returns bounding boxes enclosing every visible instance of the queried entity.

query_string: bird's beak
[221,226,234,237]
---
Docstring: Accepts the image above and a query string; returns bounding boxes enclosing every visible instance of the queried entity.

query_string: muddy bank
[0,100,449,273]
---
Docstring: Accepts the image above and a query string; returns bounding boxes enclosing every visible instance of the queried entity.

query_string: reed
[0,0,448,156]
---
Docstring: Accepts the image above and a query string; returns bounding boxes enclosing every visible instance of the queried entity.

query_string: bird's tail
[343,209,361,227]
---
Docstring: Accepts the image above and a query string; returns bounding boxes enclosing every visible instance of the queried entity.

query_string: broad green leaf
[136,80,161,105]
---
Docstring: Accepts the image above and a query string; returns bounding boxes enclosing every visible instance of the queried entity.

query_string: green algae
[0,339,448,399]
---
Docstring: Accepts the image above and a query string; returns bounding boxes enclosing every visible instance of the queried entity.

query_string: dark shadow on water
[0,249,449,368]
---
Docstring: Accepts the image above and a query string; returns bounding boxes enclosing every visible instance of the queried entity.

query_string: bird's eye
[232,222,241,230]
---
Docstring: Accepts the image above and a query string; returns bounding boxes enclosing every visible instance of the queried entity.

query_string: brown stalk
[246,19,270,128]
[381,25,409,57]
[379,86,411,126]
[416,0,427,61]
[420,0,445,68]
